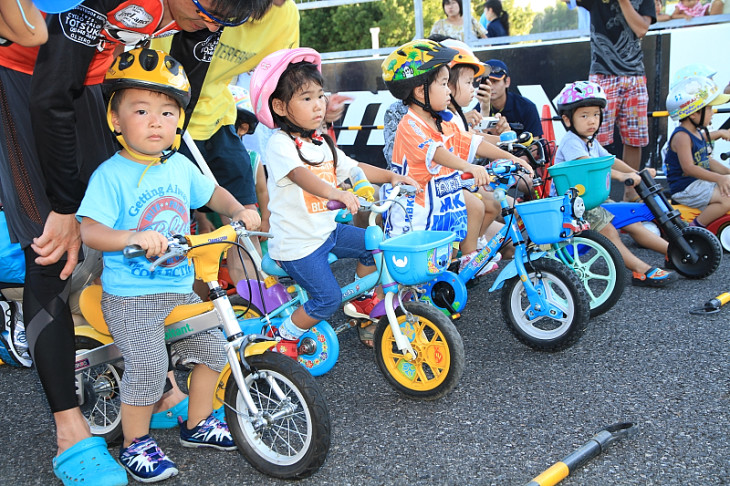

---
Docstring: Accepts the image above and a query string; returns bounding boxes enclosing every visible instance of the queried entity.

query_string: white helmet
[670,63,717,89]
[666,76,730,121]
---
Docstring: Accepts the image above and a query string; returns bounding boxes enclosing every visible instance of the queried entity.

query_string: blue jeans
[278,224,374,321]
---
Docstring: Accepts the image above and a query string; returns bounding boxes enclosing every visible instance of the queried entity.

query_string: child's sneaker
[266,327,300,360]
[344,294,381,319]
[632,267,677,287]
[179,414,237,451]
[119,435,178,483]
[458,251,499,277]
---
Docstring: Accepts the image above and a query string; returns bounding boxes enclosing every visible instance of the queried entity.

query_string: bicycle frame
[254,187,423,360]
[74,224,281,419]
[424,162,587,319]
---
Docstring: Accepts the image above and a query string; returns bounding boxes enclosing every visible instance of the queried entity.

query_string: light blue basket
[516,197,570,245]
[380,230,456,285]
[548,155,614,210]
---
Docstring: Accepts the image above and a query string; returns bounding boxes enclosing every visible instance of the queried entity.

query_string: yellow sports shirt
[152,1,299,140]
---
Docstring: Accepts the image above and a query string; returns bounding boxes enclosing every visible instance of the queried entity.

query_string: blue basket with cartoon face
[380,230,456,285]
[516,197,571,245]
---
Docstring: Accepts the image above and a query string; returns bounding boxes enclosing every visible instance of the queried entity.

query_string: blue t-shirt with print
[77,152,215,297]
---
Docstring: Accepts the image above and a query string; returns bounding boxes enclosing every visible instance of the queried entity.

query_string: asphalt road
[0,235,728,486]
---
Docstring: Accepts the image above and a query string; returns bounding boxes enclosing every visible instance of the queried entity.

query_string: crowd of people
[0,1,729,485]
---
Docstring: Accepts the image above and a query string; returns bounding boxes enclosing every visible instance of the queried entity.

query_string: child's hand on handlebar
[329,187,361,215]
[128,230,168,259]
[231,208,261,231]
[464,164,489,187]
[511,156,535,178]
[391,174,421,191]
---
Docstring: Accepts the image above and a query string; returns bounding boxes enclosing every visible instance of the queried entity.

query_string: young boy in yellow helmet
[76,48,260,483]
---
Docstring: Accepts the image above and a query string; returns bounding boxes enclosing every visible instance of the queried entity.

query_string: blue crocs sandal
[150,397,189,429]
[150,397,225,429]
[53,437,128,486]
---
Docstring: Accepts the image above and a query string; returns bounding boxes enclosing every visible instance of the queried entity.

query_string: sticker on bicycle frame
[75,358,90,371]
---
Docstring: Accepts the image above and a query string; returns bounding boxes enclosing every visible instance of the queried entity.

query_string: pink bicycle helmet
[250,48,321,129]
[554,80,607,115]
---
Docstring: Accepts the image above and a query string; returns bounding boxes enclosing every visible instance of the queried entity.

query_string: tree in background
[530,1,577,33]
[300,0,538,53]
[501,0,535,36]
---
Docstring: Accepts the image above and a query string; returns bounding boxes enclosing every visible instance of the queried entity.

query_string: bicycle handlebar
[326,184,417,214]
[123,222,274,272]
[721,151,730,161]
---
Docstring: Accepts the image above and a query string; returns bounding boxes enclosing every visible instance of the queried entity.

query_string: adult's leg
[23,248,92,455]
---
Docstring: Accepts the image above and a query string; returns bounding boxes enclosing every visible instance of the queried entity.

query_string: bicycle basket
[380,230,456,285]
[547,155,614,210]
[516,197,572,245]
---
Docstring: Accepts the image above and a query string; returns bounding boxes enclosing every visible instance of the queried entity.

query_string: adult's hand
[325,93,354,123]
[476,79,492,113]
[31,211,81,280]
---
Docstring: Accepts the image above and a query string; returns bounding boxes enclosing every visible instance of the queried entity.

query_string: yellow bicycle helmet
[381,39,458,101]
[104,48,191,161]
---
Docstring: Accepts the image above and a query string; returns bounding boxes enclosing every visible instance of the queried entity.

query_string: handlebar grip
[624,178,635,186]
[326,200,346,210]
[123,245,146,259]
[721,151,730,161]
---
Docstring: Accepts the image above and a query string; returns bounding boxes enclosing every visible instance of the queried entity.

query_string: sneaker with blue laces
[119,435,178,483]
[179,414,237,451]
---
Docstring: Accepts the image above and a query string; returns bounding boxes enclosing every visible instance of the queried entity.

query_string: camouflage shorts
[584,206,614,232]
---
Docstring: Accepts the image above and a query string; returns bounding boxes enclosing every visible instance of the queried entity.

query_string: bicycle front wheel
[374,301,465,401]
[501,258,590,352]
[224,352,330,479]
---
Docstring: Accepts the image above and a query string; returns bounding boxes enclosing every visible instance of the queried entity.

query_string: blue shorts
[278,224,374,321]
[179,125,257,206]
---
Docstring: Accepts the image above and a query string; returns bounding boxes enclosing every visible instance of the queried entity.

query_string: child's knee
[309,293,341,319]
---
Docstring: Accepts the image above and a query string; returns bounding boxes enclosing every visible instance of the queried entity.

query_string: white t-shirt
[264,131,358,261]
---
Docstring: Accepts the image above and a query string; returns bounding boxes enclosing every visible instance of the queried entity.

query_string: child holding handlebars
[381,39,530,276]
[554,80,676,287]
[248,48,416,350]
[77,49,261,483]
[664,76,730,228]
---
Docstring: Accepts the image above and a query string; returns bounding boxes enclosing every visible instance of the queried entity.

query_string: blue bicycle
[418,161,592,352]
[235,185,466,400]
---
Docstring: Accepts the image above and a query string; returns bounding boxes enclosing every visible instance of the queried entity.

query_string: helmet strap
[408,79,443,133]
[106,95,184,186]
[279,117,322,145]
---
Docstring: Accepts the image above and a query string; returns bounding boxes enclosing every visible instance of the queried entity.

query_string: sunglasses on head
[191,0,250,27]
[489,68,507,78]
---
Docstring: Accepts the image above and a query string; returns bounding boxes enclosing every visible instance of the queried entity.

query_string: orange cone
[542,104,556,144]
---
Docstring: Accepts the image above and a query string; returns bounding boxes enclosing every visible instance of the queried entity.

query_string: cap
[485,59,508,79]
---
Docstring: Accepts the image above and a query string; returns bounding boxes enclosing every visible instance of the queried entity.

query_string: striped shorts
[102,292,227,407]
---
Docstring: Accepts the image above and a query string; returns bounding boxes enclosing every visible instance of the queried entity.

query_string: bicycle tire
[373,301,465,400]
[548,229,626,317]
[224,351,330,479]
[74,336,123,444]
[500,258,590,352]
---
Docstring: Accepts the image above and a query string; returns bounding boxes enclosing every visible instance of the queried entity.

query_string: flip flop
[53,437,128,486]
[358,322,376,348]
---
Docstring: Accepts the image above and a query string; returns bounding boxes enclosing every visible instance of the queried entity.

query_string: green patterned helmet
[381,39,458,100]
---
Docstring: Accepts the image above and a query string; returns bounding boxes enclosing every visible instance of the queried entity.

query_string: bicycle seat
[261,253,338,278]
